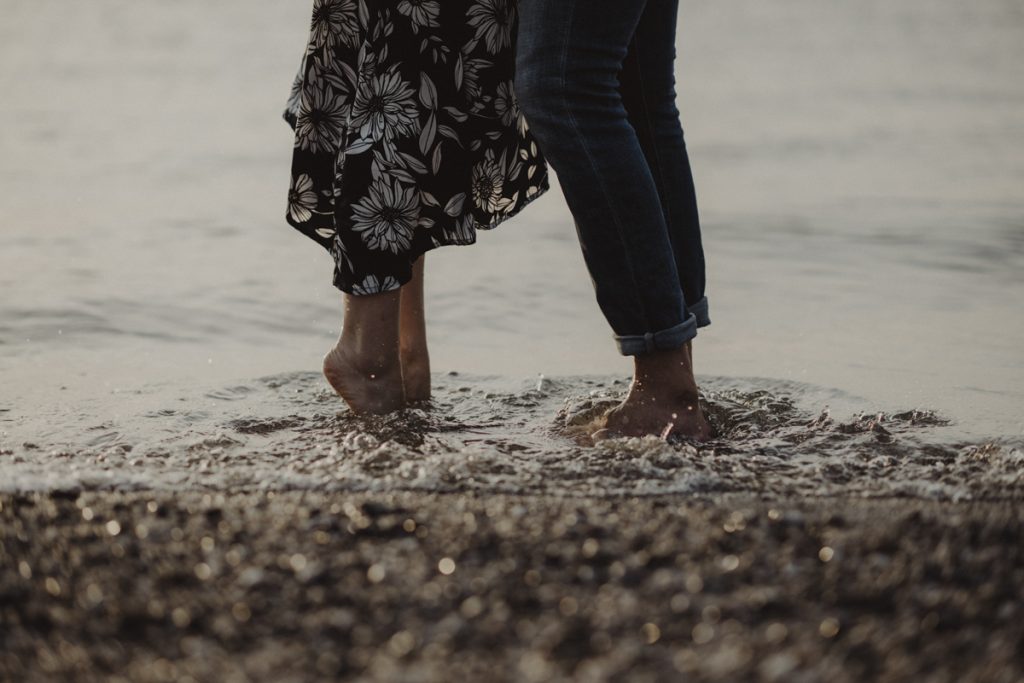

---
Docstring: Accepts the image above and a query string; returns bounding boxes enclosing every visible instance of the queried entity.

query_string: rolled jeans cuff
[689,296,711,328]
[614,313,698,356]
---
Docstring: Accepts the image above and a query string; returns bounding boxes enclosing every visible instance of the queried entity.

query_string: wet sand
[3,490,1022,682]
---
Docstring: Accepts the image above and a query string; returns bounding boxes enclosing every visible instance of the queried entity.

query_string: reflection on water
[2,373,1020,500]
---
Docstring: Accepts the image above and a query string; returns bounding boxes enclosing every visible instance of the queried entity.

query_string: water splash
[1,373,1019,500]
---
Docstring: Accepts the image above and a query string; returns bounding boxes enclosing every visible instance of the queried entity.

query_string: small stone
[460,596,484,619]
[759,653,798,682]
[692,623,714,644]
[819,617,840,638]
[171,607,191,628]
[231,602,251,622]
[765,622,788,644]
[367,564,386,584]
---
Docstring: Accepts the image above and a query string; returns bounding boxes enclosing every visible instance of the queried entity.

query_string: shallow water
[2,372,1021,501]
[1,0,1023,494]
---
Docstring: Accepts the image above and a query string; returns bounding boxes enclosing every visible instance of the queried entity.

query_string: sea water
[1,0,1022,497]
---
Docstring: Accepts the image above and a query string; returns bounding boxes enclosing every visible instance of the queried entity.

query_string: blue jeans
[515,0,709,356]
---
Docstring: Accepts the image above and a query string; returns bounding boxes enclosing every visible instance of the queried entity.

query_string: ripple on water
[0,373,1020,500]
[204,385,256,401]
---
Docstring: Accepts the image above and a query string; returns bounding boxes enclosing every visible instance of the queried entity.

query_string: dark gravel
[2,491,1022,682]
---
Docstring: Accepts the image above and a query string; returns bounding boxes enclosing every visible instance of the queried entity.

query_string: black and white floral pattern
[284,0,549,295]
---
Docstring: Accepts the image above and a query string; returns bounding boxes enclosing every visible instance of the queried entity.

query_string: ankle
[627,346,698,403]
[634,343,691,372]
[330,341,400,379]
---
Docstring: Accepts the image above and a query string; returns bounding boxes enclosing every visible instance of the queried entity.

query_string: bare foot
[323,344,405,414]
[600,388,711,440]
[597,341,712,441]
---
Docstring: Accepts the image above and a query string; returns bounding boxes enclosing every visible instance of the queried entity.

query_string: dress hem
[285,176,552,296]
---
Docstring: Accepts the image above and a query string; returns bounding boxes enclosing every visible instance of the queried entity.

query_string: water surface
[1,0,1022,493]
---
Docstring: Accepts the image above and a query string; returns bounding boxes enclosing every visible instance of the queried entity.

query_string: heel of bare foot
[322,345,405,414]
[400,348,431,404]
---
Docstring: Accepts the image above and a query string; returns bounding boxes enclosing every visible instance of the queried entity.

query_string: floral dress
[284,0,549,295]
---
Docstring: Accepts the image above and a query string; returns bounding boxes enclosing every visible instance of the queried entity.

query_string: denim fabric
[515,0,709,355]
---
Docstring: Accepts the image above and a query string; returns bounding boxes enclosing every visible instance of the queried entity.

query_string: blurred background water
[1,0,1022,474]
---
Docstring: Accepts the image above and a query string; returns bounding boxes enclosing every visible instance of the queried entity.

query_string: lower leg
[516,0,689,341]
[620,0,706,307]
[516,0,708,438]
[602,340,711,440]
[399,257,431,402]
[323,289,405,414]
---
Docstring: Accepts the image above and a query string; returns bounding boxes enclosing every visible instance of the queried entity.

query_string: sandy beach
[3,490,1022,682]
